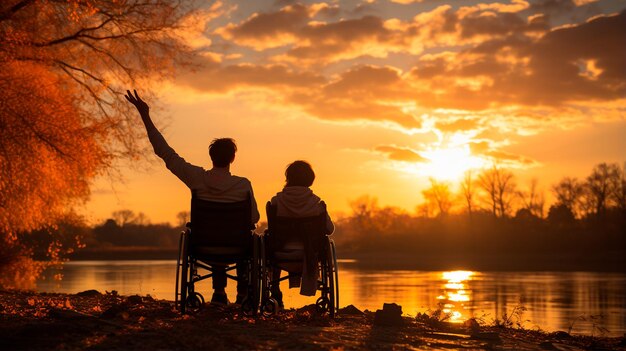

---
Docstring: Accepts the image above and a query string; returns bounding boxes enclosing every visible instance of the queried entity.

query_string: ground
[0,290,624,350]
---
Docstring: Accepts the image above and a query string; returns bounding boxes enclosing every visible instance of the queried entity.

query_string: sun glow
[401,144,485,181]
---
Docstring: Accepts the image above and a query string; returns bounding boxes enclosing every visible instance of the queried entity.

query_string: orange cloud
[486,150,537,165]
[213,1,554,64]
[216,4,309,49]
[436,118,480,133]
[375,145,428,162]
[284,16,396,62]
[215,4,455,62]
[183,3,624,137]
[177,55,325,93]
[408,11,626,110]
[466,140,536,167]
[178,59,422,128]
[469,141,492,154]
[288,65,422,129]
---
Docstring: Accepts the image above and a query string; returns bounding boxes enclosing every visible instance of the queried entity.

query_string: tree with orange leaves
[0,0,200,287]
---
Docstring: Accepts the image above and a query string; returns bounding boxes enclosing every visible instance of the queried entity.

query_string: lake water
[36,260,626,337]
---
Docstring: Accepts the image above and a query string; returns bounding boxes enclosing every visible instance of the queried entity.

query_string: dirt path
[0,290,623,350]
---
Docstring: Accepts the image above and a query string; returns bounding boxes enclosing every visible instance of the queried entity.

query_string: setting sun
[421,146,485,181]
[400,145,485,182]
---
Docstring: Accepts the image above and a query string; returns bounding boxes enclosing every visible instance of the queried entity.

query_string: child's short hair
[285,160,315,187]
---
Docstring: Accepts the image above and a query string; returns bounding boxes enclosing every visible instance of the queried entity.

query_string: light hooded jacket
[147,128,260,224]
[270,186,334,296]
[270,186,334,234]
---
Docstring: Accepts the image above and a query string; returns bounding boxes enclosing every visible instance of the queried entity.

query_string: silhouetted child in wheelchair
[262,160,338,316]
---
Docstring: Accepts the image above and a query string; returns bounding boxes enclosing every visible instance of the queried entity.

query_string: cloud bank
[174,0,625,168]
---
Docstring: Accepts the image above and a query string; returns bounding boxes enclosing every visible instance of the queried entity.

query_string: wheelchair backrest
[189,193,254,250]
[265,201,327,258]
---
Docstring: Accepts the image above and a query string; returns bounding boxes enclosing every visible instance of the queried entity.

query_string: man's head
[285,160,315,187]
[209,138,237,167]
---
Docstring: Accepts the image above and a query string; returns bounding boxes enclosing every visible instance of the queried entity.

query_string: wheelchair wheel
[262,298,279,317]
[259,241,270,304]
[325,238,337,317]
[316,296,330,314]
[330,239,339,315]
[176,230,190,313]
[242,235,263,316]
[175,232,183,308]
[186,292,204,311]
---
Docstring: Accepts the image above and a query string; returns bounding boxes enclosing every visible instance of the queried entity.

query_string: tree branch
[32,16,114,47]
[53,59,106,85]
[0,0,35,22]
[14,111,70,159]
[57,64,112,121]
[76,38,134,79]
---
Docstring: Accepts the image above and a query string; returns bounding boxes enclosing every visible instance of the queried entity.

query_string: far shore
[66,247,626,272]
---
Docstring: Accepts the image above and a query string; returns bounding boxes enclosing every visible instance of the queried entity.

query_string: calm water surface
[36,260,626,337]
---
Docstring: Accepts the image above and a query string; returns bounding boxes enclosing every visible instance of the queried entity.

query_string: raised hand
[125,89,149,117]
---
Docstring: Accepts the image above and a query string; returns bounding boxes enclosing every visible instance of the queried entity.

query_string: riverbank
[0,290,624,350]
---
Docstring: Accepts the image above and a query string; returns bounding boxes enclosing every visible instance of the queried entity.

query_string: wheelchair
[175,193,262,315]
[260,201,339,317]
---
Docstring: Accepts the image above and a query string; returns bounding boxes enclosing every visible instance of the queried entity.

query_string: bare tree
[518,178,545,218]
[611,162,626,215]
[415,203,433,218]
[176,211,190,227]
[584,162,621,218]
[349,195,379,233]
[134,212,150,226]
[478,165,517,218]
[496,169,516,218]
[478,167,498,217]
[422,178,453,217]
[551,177,584,218]
[459,170,477,219]
[111,210,136,227]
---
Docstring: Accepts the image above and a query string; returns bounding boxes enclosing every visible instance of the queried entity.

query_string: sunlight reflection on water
[36,260,626,337]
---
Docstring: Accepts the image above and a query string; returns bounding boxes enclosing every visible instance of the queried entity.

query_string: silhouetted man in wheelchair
[126,90,260,306]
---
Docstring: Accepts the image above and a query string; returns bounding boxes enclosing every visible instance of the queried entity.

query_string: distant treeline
[21,212,184,262]
[332,162,625,270]
[332,201,625,270]
[18,162,626,270]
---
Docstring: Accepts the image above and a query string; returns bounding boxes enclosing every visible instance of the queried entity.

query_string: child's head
[285,160,315,187]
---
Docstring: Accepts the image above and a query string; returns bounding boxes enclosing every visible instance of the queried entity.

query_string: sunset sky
[85,0,626,224]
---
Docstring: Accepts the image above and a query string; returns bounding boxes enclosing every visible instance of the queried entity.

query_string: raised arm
[125,90,203,187]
